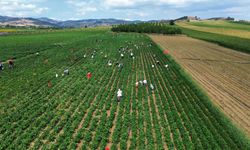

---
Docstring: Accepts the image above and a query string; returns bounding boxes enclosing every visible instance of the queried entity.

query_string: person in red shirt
[48,80,52,88]
[8,58,14,69]
[87,72,92,79]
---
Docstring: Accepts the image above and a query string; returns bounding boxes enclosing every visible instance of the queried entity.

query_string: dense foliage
[0,29,249,149]
[112,23,182,34]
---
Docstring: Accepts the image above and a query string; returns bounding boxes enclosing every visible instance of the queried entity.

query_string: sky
[0,0,249,21]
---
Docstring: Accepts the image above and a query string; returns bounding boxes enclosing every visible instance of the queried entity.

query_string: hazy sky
[0,0,249,20]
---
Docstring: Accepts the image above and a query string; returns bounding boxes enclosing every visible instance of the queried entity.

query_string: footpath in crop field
[150,34,250,136]
[0,29,249,149]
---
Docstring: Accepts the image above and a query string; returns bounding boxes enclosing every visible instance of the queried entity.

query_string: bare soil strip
[150,34,250,136]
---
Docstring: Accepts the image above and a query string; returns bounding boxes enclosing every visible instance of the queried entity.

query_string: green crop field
[0,28,249,150]
[186,20,250,31]
[178,21,250,54]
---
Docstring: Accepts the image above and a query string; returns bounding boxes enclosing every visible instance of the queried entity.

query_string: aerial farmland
[0,0,250,150]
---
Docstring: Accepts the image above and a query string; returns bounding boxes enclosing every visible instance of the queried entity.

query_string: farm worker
[36,52,39,55]
[163,49,169,55]
[156,60,160,65]
[48,80,52,88]
[8,59,13,69]
[56,74,58,78]
[115,61,119,66]
[143,80,147,85]
[135,82,139,88]
[132,57,135,60]
[139,80,143,85]
[117,89,122,102]
[105,54,107,58]
[105,147,110,150]
[108,60,112,66]
[130,52,134,57]
[87,72,92,79]
[64,69,69,75]
[152,65,155,68]
[165,64,169,68]
[150,84,154,93]
[0,61,3,71]
[91,55,94,59]
[121,54,124,58]
[118,63,123,69]
[8,58,14,69]
[84,54,86,58]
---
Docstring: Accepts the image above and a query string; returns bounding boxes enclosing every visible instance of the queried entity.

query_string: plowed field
[150,34,250,136]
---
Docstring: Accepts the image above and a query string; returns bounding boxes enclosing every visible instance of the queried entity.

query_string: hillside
[0,16,142,28]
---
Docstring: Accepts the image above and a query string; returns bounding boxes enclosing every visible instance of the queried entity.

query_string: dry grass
[0,29,16,33]
[178,22,250,39]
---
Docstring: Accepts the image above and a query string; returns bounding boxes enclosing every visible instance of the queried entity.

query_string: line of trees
[111,23,182,34]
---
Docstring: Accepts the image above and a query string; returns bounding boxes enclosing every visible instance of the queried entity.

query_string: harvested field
[178,22,250,39]
[150,34,250,136]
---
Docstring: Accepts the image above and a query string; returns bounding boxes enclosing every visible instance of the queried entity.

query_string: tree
[169,20,175,25]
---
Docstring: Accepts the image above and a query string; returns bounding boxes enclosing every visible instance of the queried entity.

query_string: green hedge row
[112,23,182,34]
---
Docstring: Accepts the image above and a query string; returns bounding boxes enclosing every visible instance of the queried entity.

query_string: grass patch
[186,20,250,31]
[180,27,250,54]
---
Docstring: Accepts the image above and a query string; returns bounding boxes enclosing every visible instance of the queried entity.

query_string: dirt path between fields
[150,34,250,136]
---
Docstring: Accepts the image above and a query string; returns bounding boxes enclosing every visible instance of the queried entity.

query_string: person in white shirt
[150,84,154,94]
[64,69,69,75]
[130,52,134,58]
[143,80,147,86]
[108,60,112,66]
[117,89,122,102]
[135,82,139,88]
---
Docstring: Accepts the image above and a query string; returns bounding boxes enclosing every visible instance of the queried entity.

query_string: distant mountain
[58,19,142,28]
[0,16,145,28]
[0,16,58,27]
[0,15,238,28]
[206,17,234,21]
[37,17,60,25]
